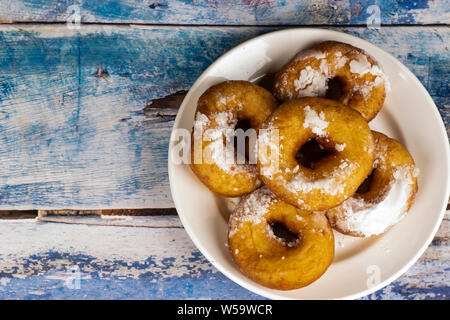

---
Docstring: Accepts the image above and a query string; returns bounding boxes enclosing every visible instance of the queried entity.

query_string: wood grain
[0,0,447,302]
[0,0,448,25]
[0,25,447,209]
[0,212,447,299]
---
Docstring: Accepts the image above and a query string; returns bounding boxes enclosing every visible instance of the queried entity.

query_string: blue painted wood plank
[349,0,450,25]
[0,25,448,209]
[0,0,448,25]
[0,213,447,299]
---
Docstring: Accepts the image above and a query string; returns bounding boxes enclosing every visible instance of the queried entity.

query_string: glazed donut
[228,186,334,290]
[257,97,374,211]
[274,41,389,121]
[190,80,278,197]
[326,131,418,237]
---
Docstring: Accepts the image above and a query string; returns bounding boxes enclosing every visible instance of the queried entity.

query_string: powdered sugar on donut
[195,111,258,177]
[193,112,210,139]
[257,126,280,178]
[349,55,375,75]
[353,76,385,100]
[228,186,278,238]
[229,187,303,248]
[294,61,330,97]
[335,143,346,152]
[334,51,348,68]
[302,106,329,137]
[349,54,390,95]
[286,159,357,196]
[335,165,416,237]
[293,49,327,62]
[264,224,300,248]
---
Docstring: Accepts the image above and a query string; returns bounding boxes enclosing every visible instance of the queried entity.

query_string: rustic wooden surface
[0,25,448,209]
[0,0,448,25]
[0,1,448,300]
[0,211,448,299]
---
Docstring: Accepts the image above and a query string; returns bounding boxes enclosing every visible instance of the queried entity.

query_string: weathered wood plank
[0,0,448,25]
[0,212,447,299]
[0,25,448,209]
[37,214,183,227]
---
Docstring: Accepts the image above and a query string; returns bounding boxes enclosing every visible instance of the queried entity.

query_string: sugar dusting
[302,105,329,136]
[334,51,348,68]
[293,49,326,62]
[289,47,389,100]
[194,111,258,177]
[264,224,300,248]
[286,159,357,196]
[286,105,354,196]
[229,187,302,248]
[259,106,355,197]
[335,143,346,152]
[336,166,416,237]
[349,55,376,75]
[257,127,280,178]
[228,186,277,238]
[349,54,390,96]
[294,61,329,97]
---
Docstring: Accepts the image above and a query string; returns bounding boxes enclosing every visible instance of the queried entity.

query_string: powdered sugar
[349,55,390,96]
[195,111,258,177]
[293,49,326,62]
[264,224,300,248]
[334,51,348,68]
[228,186,277,238]
[286,159,356,196]
[229,187,303,248]
[353,76,385,100]
[335,143,346,152]
[193,112,210,139]
[285,46,390,102]
[257,127,280,178]
[335,166,415,237]
[349,55,374,75]
[294,59,330,97]
[302,106,329,137]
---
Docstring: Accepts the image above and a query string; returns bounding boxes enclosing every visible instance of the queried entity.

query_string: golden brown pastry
[326,131,418,237]
[190,80,278,197]
[228,186,334,290]
[274,41,388,121]
[257,97,375,211]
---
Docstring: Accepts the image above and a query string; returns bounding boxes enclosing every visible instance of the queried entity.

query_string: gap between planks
[0,22,449,30]
[1,21,449,27]
[0,208,182,228]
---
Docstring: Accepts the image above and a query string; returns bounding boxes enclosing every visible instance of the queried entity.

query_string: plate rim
[168,27,450,300]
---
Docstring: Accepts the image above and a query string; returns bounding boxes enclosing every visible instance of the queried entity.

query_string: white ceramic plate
[168,28,450,299]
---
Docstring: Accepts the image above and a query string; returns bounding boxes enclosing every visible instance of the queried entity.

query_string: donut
[274,41,389,121]
[190,80,278,197]
[257,97,375,211]
[326,131,418,237]
[228,186,334,290]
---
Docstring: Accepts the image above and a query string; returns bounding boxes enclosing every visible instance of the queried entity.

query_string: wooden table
[0,1,448,299]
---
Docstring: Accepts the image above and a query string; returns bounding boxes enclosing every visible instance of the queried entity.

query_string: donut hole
[325,77,344,100]
[296,139,334,170]
[356,169,375,194]
[233,119,253,163]
[269,221,300,248]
